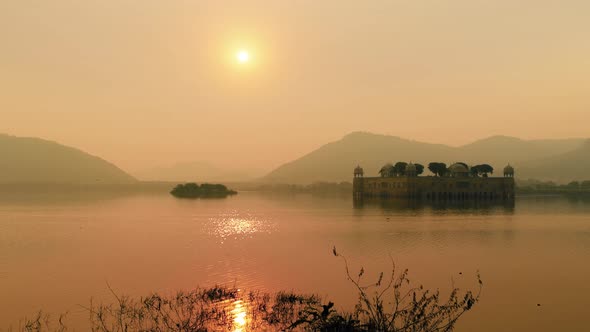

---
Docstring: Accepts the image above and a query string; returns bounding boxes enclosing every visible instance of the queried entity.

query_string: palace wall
[353,176,515,200]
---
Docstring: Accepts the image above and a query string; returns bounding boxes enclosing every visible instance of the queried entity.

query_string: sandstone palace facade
[353,162,515,201]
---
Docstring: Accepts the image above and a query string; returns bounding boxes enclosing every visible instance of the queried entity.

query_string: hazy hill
[457,135,584,166]
[0,134,136,184]
[136,161,262,182]
[518,139,590,182]
[263,132,586,184]
[264,132,455,184]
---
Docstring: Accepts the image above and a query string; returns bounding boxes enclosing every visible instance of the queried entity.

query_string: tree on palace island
[379,163,395,177]
[415,163,425,175]
[394,162,408,176]
[428,162,447,177]
[380,162,425,177]
[471,164,494,177]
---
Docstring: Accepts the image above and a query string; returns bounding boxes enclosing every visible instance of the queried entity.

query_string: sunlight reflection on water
[230,299,248,332]
[209,212,275,242]
[215,293,251,332]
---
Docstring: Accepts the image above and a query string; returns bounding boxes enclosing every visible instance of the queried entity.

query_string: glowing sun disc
[236,50,250,63]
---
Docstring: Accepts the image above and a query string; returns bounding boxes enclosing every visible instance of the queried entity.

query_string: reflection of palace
[352,196,516,215]
[353,162,515,201]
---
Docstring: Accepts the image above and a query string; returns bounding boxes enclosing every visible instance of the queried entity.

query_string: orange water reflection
[216,292,251,332]
[210,213,275,241]
[231,299,248,332]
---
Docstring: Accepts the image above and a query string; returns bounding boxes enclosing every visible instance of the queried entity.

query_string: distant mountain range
[263,132,589,184]
[0,134,136,184]
[518,140,590,183]
[2,132,587,185]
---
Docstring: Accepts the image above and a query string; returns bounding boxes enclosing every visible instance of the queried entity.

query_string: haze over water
[2,192,589,331]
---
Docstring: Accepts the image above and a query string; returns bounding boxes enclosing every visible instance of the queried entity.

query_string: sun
[236,50,250,63]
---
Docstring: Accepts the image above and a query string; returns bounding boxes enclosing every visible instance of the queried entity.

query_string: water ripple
[208,213,276,242]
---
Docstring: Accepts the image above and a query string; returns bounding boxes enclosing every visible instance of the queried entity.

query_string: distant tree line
[256,182,353,195]
[517,179,590,194]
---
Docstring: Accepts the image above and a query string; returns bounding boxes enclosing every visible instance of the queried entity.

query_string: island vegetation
[170,183,237,198]
[255,181,353,195]
[379,162,425,177]
[376,162,495,178]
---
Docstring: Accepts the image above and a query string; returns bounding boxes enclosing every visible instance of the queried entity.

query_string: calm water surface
[1,192,590,331]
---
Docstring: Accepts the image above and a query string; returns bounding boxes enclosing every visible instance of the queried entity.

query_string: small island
[170,183,237,198]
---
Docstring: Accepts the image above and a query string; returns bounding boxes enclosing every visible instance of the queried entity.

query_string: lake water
[1,191,589,331]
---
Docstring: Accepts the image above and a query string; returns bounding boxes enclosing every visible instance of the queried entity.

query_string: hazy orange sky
[1,1,589,174]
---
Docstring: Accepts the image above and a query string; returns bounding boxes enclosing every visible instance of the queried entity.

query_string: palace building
[353,162,515,201]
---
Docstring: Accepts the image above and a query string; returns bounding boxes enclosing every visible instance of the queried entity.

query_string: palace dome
[405,163,417,172]
[449,162,469,174]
